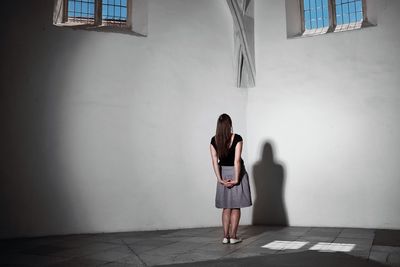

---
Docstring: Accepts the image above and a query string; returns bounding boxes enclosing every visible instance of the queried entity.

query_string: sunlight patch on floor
[261,241,309,250]
[309,242,355,252]
[262,241,355,252]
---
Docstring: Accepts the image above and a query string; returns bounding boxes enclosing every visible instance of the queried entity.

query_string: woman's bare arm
[231,141,243,185]
[210,144,225,184]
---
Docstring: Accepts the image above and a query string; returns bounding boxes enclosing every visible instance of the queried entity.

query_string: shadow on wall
[0,0,87,238]
[252,142,288,226]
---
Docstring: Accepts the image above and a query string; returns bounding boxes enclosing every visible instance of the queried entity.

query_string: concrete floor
[1,226,400,266]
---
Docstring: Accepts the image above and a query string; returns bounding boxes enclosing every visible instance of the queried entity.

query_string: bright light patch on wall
[262,241,309,250]
[309,242,355,252]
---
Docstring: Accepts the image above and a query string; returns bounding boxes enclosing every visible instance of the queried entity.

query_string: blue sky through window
[67,0,127,21]
[336,0,363,25]
[102,0,127,21]
[68,0,95,19]
[303,0,329,30]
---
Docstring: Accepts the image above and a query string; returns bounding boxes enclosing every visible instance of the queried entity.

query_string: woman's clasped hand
[220,179,238,188]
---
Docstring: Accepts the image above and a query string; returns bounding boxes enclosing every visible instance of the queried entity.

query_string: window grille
[102,0,128,26]
[53,0,148,35]
[66,0,128,26]
[300,0,367,36]
[335,0,363,25]
[303,0,330,30]
[67,0,95,23]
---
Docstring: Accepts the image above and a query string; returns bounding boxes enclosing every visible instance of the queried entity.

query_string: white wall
[247,0,400,229]
[0,0,249,239]
[2,0,399,239]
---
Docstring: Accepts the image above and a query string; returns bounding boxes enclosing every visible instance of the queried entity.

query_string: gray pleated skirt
[215,165,252,209]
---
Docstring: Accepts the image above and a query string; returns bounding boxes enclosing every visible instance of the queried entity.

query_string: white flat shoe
[230,238,242,244]
[222,237,229,244]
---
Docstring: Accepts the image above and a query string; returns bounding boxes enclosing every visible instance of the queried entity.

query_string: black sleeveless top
[211,134,244,166]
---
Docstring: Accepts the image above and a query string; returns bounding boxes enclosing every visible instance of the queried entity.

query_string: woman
[210,113,252,244]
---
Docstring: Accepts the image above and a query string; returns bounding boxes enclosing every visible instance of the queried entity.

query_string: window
[102,0,128,26]
[303,0,330,34]
[53,0,148,36]
[334,0,364,31]
[63,0,128,27]
[299,0,368,36]
[67,0,96,24]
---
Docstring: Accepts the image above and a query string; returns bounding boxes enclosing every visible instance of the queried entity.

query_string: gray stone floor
[1,226,400,266]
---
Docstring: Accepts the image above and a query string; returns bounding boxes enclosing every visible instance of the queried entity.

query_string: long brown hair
[215,113,233,158]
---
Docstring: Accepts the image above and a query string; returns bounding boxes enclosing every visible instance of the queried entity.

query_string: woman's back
[210,134,244,166]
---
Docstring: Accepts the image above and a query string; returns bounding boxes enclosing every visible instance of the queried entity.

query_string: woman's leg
[222,208,231,238]
[230,208,241,239]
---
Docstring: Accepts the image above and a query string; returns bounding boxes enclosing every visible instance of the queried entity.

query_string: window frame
[332,0,368,32]
[299,0,368,36]
[53,0,148,36]
[56,0,132,29]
